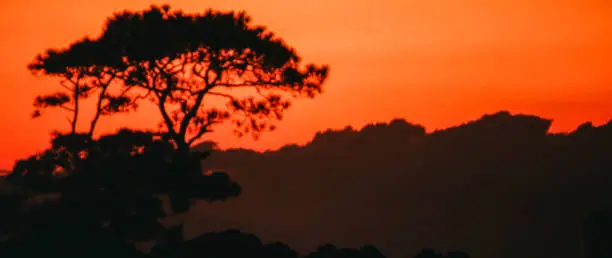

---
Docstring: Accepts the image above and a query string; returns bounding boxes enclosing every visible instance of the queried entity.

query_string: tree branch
[59,105,75,112]
[207,91,237,100]
[186,121,215,146]
[178,60,219,146]
[70,76,81,135]
[59,80,74,91]
[158,90,178,140]
[88,73,117,137]
[88,85,109,137]
[191,81,286,94]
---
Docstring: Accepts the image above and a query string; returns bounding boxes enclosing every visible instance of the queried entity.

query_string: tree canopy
[28,4,329,149]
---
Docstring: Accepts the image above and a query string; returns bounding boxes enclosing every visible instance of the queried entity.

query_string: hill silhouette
[167,110,612,258]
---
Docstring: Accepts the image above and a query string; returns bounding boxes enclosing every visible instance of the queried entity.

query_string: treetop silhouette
[28,4,329,148]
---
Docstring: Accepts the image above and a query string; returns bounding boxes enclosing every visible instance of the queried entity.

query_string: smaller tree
[28,38,132,137]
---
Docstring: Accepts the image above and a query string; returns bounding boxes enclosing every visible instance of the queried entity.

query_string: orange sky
[1,0,611,169]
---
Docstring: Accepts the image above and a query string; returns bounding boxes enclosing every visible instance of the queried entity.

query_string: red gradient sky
[1,0,611,169]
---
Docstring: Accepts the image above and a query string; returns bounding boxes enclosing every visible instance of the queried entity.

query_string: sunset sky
[0,0,611,169]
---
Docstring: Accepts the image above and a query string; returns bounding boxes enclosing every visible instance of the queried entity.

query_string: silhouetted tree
[29,4,328,150]
[28,37,128,136]
[22,2,328,215]
[2,3,328,256]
